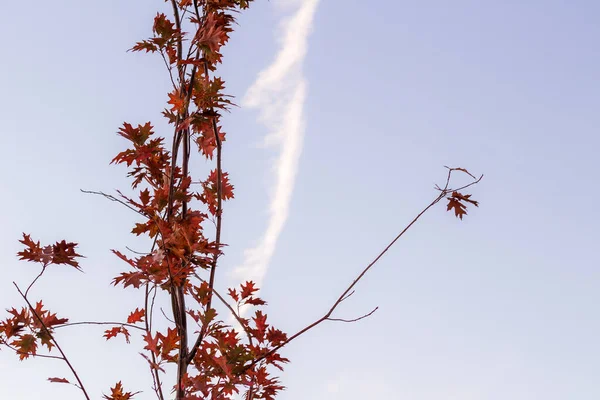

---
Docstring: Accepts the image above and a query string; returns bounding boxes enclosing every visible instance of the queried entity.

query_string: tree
[0,1,482,399]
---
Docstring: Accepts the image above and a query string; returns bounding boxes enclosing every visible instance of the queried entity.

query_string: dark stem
[186,56,223,365]
[145,283,165,400]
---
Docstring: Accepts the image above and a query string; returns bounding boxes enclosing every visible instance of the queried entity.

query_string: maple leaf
[244,297,267,306]
[0,317,25,339]
[17,233,47,264]
[157,328,179,359]
[227,288,239,302]
[127,308,145,324]
[153,13,176,39]
[51,240,84,270]
[143,332,160,356]
[104,326,131,344]
[139,188,151,206]
[451,191,479,207]
[446,191,479,220]
[447,197,467,219]
[103,381,139,400]
[167,90,185,112]
[12,334,37,360]
[240,281,258,300]
[130,40,159,53]
[195,13,228,55]
[48,377,70,384]
[252,310,268,341]
[266,327,288,346]
[112,271,145,289]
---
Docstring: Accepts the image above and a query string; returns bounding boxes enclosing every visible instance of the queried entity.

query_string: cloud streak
[233,0,320,290]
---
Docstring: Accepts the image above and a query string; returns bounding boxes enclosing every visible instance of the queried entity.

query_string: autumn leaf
[168,90,185,113]
[127,308,145,324]
[104,326,131,344]
[266,327,288,346]
[17,234,47,264]
[446,191,478,219]
[112,271,145,289]
[240,281,258,300]
[48,377,70,384]
[253,310,268,341]
[451,191,479,207]
[143,332,160,356]
[103,381,139,400]
[227,288,239,302]
[159,328,179,358]
[12,334,37,360]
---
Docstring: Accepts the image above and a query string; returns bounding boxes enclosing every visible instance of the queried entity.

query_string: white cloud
[232,0,320,292]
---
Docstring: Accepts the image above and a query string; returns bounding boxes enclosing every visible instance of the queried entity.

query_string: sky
[1,1,600,399]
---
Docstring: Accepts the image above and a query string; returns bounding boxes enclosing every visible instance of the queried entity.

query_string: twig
[145,283,165,400]
[53,321,145,331]
[240,169,483,371]
[327,307,379,323]
[25,265,46,298]
[80,189,146,217]
[0,339,64,360]
[13,283,91,400]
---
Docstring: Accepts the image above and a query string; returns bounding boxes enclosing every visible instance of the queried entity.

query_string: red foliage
[1,1,480,399]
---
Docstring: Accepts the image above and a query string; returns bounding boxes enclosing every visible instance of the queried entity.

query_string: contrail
[232,0,320,293]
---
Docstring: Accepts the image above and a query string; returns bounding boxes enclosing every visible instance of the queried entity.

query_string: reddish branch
[13,283,91,400]
[241,168,483,371]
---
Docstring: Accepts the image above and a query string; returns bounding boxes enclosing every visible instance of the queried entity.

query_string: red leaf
[104,326,131,344]
[143,332,160,356]
[253,310,268,341]
[127,308,145,324]
[240,281,258,300]
[139,188,151,206]
[446,191,478,220]
[227,288,239,302]
[51,240,83,269]
[17,234,48,264]
[103,381,139,400]
[167,90,185,113]
[112,271,145,289]
[12,334,37,360]
[48,377,70,384]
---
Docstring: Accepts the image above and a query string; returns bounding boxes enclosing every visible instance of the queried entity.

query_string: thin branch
[241,170,483,371]
[25,265,46,298]
[327,306,379,323]
[0,339,64,360]
[53,321,145,331]
[339,290,355,303]
[145,283,165,400]
[160,307,176,324]
[13,283,91,400]
[80,189,146,217]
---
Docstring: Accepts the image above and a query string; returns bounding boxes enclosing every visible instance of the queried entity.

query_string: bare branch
[240,169,483,371]
[25,265,47,298]
[53,321,145,331]
[327,306,379,323]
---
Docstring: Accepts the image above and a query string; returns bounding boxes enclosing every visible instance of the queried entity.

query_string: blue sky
[1,1,599,399]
